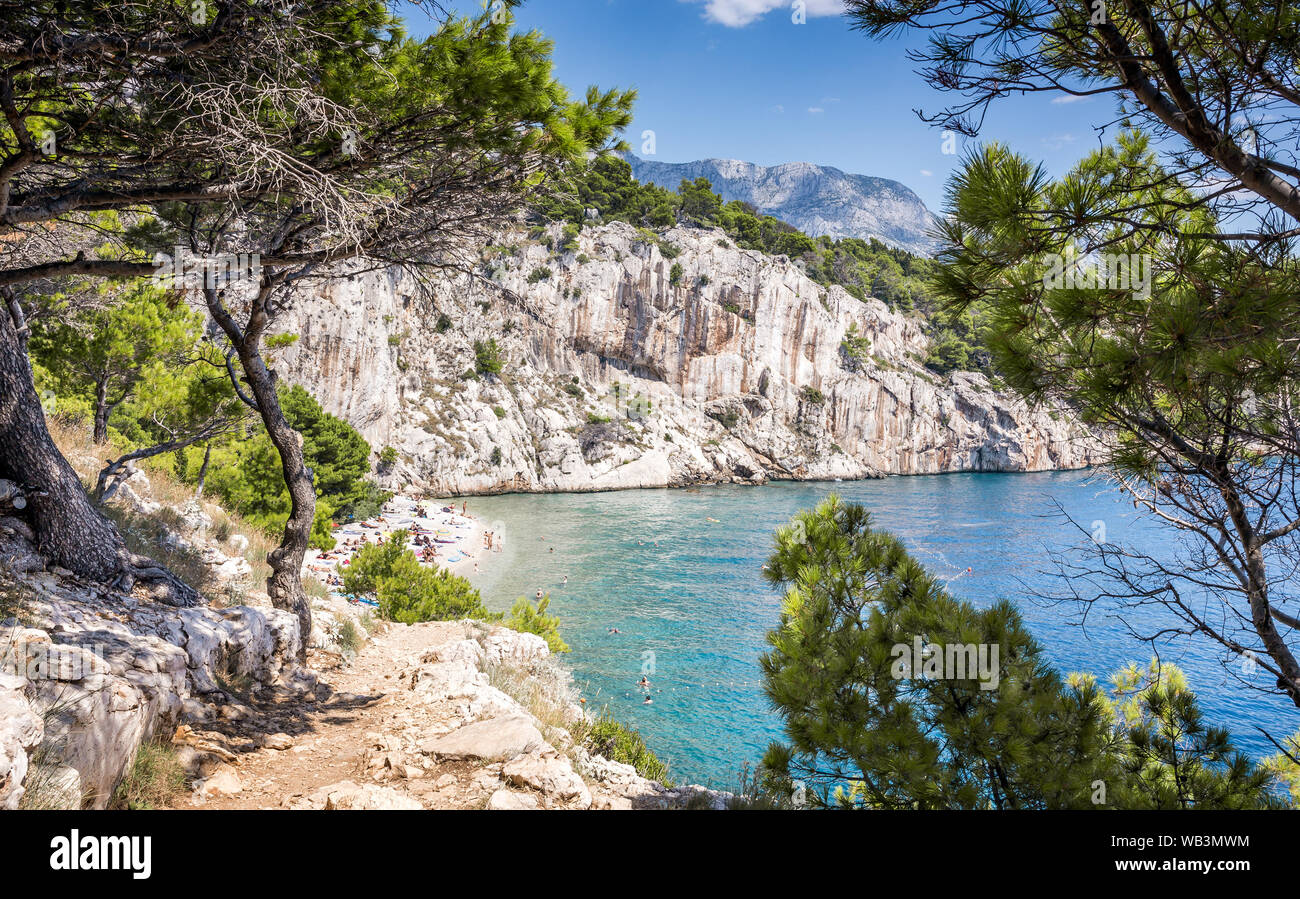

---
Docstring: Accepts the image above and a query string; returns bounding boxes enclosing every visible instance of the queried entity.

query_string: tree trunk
[235,341,313,660]
[0,310,197,605]
[92,375,110,445]
[195,442,211,499]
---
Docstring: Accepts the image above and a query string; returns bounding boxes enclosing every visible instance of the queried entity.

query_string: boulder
[419,714,547,761]
[486,788,540,810]
[502,751,592,808]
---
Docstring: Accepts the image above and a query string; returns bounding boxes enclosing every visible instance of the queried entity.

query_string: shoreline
[302,496,503,598]
[399,463,1101,502]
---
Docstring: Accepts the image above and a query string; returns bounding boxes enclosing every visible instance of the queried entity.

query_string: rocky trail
[174,618,728,811]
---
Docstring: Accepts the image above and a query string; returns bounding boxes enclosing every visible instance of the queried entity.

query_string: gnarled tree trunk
[0,306,197,605]
[231,338,313,659]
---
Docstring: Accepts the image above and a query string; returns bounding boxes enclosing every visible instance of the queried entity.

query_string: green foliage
[668,262,683,286]
[759,496,1282,809]
[378,446,399,469]
[799,385,825,405]
[342,530,488,623]
[474,338,505,376]
[587,717,672,785]
[503,594,569,653]
[527,266,552,283]
[839,322,872,369]
[200,386,388,538]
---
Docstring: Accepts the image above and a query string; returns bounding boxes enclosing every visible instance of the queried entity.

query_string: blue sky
[420,0,1114,212]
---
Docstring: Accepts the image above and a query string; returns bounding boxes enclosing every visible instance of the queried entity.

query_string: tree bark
[0,308,197,605]
[195,441,211,499]
[92,375,110,445]
[232,337,313,659]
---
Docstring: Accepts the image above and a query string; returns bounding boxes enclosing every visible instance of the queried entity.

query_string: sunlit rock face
[624,155,941,256]
[275,222,1095,495]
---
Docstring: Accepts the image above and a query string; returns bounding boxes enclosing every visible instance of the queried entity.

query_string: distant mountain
[624,155,940,256]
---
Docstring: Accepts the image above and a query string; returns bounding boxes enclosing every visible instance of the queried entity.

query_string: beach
[302,496,501,600]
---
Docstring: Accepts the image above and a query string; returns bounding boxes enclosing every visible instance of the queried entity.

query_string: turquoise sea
[465,471,1296,789]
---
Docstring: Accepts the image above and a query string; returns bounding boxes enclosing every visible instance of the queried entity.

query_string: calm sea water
[465,471,1296,788]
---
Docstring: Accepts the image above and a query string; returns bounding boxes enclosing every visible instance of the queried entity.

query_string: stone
[260,733,295,751]
[419,715,548,761]
[195,764,243,798]
[308,780,423,811]
[486,788,540,810]
[502,751,592,809]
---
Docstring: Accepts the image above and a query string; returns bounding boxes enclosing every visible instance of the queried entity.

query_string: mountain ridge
[624,154,941,256]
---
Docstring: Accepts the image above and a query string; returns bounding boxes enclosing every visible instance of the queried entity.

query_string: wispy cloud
[1050,94,1091,105]
[1042,132,1077,150]
[772,104,785,113]
[807,106,825,115]
[683,0,847,28]
[919,169,933,177]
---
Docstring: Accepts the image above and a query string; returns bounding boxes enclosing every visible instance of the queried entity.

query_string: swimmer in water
[562,575,568,585]
[643,695,653,704]
[535,589,543,600]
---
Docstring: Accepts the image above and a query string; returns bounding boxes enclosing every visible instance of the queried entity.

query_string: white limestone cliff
[274,222,1095,495]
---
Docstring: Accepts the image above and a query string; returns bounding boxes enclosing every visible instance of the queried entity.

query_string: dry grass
[110,739,187,810]
[47,416,275,602]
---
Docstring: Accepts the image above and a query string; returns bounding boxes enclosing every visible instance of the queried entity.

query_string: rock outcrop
[0,488,308,809]
[275,221,1095,495]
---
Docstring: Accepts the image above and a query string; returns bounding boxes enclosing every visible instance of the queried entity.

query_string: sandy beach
[302,496,501,600]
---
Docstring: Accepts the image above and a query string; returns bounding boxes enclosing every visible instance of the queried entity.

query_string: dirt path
[175,621,484,810]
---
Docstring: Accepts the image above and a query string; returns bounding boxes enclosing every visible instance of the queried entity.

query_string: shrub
[474,339,505,377]
[504,594,569,653]
[343,531,488,623]
[376,556,488,624]
[587,717,672,785]
[490,446,502,466]
[435,312,453,333]
[492,405,506,419]
[800,385,825,404]
[669,262,683,286]
[527,266,552,284]
[378,445,399,469]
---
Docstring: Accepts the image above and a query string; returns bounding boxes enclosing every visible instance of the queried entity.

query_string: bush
[489,446,502,466]
[343,530,489,624]
[378,446,399,469]
[492,405,506,419]
[587,717,672,785]
[669,262,683,286]
[800,385,825,404]
[504,594,569,653]
[527,266,552,284]
[474,338,505,377]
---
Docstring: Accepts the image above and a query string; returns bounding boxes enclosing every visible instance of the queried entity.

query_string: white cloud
[1042,132,1077,150]
[684,0,847,28]
[772,104,785,113]
[1051,94,1091,104]
[807,106,825,115]
[919,169,933,177]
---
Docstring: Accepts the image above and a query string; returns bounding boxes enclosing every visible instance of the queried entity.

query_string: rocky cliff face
[273,221,1095,496]
[625,155,941,255]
